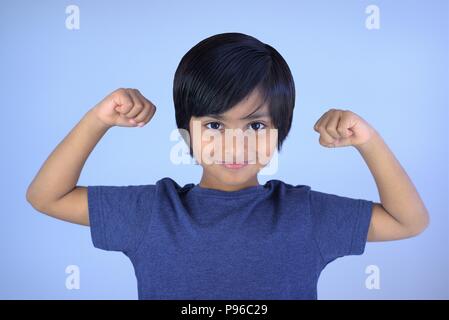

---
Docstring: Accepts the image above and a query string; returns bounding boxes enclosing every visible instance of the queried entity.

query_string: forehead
[208,88,269,120]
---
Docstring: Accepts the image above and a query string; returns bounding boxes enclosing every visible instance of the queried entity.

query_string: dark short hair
[173,32,295,155]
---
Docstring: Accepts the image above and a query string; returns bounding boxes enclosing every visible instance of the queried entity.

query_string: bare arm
[26,109,109,225]
[313,109,429,242]
[355,132,430,241]
[26,88,156,226]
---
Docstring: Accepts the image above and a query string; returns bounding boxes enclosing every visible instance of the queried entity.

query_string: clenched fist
[91,88,156,128]
[313,109,377,148]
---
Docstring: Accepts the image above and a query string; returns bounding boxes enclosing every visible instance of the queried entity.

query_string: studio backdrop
[1,0,447,299]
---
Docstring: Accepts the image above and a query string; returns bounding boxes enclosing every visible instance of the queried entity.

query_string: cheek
[190,125,278,166]
[189,119,207,159]
[255,128,278,162]
[191,127,222,164]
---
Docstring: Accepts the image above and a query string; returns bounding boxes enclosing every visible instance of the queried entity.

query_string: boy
[26,32,429,299]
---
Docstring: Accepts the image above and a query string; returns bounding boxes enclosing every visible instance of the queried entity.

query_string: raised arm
[354,130,429,241]
[26,88,156,226]
[313,109,429,241]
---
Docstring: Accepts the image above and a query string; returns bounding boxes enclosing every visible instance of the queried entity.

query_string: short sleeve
[309,189,373,266]
[87,184,155,253]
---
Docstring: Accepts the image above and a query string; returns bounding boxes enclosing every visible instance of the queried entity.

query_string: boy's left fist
[313,109,377,148]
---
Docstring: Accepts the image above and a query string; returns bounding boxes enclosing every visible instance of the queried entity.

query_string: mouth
[216,161,249,170]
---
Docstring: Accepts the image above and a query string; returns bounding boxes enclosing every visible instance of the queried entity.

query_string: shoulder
[263,179,312,206]
[88,177,189,200]
[265,178,311,194]
[154,177,195,194]
[107,177,193,192]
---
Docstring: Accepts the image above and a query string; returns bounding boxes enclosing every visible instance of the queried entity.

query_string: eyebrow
[241,111,270,120]
[205,102,270,121]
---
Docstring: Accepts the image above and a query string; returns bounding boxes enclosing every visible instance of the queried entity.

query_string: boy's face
[188,88,278,188]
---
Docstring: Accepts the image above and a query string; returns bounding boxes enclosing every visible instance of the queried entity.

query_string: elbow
[26,185,38,205]
[405,210,430,238]
[26,186,35,206]
[26,186,46,212]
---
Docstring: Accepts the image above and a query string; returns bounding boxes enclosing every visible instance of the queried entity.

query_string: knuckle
[123,104,133,112]
[135,110,148,122]
[144,101,152,110]
[134,115,145,122]
[319,137,330,145]
[142,113,152,123]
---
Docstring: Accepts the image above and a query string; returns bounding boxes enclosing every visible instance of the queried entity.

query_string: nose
[222,129,249,164]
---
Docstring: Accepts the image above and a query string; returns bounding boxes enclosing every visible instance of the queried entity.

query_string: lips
[222,163,247,169]
[216,161,249,170]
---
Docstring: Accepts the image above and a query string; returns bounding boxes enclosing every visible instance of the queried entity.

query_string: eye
[248,122,266,131]
[205,122,223,130]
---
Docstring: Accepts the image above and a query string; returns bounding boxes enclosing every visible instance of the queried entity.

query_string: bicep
[34,186,89,226]
[367,202,413,241]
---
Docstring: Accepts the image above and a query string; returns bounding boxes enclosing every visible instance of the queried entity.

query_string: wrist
[354,129,383,153]
[85,108,113,131]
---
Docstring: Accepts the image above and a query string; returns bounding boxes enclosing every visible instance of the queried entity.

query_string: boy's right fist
[91,88,156,128]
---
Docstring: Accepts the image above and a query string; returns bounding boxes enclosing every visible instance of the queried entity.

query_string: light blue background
[1,0,447,299]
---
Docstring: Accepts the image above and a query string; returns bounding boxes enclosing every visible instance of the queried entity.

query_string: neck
[199,174,260,192]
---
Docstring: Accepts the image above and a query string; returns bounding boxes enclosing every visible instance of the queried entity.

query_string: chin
[212,165,259,186]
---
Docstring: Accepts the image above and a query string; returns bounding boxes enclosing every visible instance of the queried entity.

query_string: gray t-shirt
[87,177,373,299]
